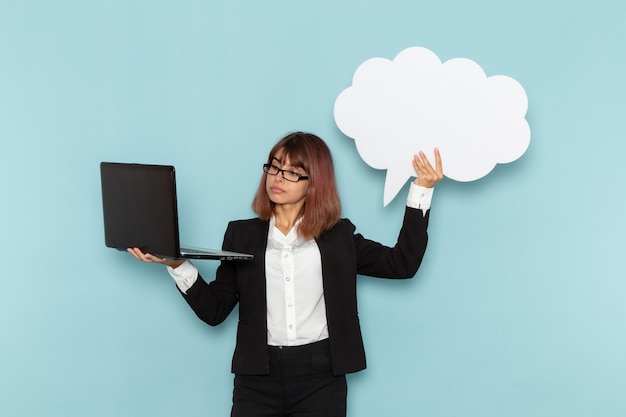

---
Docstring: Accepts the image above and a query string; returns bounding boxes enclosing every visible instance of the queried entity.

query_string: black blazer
[182,206,430,375]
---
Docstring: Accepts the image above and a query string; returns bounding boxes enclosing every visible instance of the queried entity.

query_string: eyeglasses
[263,164,309,182]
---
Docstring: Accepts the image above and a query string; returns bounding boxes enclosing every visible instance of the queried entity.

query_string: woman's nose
[273,171,285,183]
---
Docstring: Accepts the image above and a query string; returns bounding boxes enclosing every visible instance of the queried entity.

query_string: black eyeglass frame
[263,164,310,182]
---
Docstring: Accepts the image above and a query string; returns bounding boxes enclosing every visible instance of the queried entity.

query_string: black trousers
[231,339,347,417]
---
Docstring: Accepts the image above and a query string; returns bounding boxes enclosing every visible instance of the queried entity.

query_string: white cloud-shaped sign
[334,46,530,206]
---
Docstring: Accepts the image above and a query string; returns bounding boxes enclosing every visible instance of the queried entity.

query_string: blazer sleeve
[353,206,429,279]
[180,223,240,326]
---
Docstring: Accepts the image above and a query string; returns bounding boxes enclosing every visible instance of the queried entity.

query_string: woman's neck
[273,204,304,235]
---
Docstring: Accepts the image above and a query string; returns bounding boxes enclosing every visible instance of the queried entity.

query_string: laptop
[100,162,253,261]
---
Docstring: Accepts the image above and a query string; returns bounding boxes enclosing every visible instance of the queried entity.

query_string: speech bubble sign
[334,46,530,206]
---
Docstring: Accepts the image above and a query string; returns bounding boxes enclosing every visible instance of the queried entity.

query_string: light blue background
[1,1,625,416]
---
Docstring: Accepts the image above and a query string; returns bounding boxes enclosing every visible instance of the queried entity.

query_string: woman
[129,131,443,416]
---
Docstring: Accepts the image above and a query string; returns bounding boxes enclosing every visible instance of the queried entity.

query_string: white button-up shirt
[265,216,327,346]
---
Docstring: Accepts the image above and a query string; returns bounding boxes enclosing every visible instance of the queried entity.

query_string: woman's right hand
[127,247,186,269]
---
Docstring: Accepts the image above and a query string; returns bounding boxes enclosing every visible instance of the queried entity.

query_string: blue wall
[1,1,625,416]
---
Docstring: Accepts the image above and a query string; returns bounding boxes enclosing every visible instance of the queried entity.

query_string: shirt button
[288,325,293,329]
[285,277,290,281]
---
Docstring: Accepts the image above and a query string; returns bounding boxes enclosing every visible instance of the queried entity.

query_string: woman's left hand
[413,148,443,188]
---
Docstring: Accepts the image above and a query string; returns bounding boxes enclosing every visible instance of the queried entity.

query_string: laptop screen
[100,162,181,258]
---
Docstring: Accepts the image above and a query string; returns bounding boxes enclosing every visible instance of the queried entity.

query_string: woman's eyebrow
[272,157,301,170]
[272,156,306,172]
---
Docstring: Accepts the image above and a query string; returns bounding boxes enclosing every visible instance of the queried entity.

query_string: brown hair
[252,132,342,239]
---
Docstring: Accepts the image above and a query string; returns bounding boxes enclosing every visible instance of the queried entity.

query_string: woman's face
[265,150,310,209]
